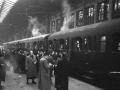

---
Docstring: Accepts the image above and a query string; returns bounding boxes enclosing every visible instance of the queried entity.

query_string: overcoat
[54,57,62,88]
[56,58,71,90]
[38,57,51,90]
[25,55,37,78]
[0,57,6,82]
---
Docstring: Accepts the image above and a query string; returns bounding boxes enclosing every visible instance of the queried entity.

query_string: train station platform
[1,66,103,90]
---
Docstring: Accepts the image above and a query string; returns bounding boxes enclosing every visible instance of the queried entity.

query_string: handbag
[43,61,49,78]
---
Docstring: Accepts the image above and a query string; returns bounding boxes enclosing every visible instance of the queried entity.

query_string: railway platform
[1,66,103,90]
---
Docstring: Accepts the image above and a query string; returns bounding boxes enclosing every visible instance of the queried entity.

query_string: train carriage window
[112,32,120,52]
[49,40,53,50]
[69,13,74,29]
[100,35,106,52]
[98,1,109,22]
[40,41,44,49]
[74,37,82,51]
[85,6,95,25]
[59,39,64,50]
[113,0,120,18]
[76,10,83,27]
[87,36,92,52]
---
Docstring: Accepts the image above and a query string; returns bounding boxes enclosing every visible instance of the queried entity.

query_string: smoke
[27,16,47,36]
[61,0,72,31]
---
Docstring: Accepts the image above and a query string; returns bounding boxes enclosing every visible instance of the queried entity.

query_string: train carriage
[48,18,120,82]
[4,34,50,53]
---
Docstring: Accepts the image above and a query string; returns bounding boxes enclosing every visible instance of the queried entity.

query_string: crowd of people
[0,49,72,90]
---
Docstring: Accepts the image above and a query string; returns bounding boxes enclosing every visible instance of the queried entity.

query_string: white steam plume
[61,0,72,31]
[27,16,47,36]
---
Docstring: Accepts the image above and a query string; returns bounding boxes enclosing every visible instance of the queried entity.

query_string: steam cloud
[61,0,72,31]
[27,16,47,36]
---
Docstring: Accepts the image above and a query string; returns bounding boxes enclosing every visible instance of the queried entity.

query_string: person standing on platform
[54,54,62,89]
[20,51,27,74]
[55,53,71,90]
[25,51,37,84]
[38,53,52,90]
[48,53,55,84]
[0,54,6,89]
[36,53,40,75]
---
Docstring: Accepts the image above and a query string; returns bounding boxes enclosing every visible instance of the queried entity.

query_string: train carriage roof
[26,34,50,42]
[4,34,50,44]
[5,40,19,44]
[49,18,120,40]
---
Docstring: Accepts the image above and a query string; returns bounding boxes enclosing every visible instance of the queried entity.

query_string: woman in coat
[25,51,37,84]
[38,53,52,90]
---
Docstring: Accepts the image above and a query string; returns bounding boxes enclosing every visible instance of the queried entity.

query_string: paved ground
[1,66,103,90]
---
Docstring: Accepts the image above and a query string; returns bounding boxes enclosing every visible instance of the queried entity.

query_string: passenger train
[3,18,120,82]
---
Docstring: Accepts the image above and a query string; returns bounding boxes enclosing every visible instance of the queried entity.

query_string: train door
[98,34,108,72]
[110,31,120,72]
[84,35,93,71]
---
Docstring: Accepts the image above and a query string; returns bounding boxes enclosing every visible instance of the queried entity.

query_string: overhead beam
[0,0,5,17]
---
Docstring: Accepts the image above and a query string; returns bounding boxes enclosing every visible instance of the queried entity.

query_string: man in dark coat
[20,52,26,74]
[56,53,71,90]
[25,51,37,84]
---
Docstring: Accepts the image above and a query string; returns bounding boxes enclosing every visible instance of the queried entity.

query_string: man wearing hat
[55,52,71,90]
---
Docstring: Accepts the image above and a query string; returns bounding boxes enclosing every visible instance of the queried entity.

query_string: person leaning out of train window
[0,54,6,89]
[55,53,71,90]
[38,53,53,90]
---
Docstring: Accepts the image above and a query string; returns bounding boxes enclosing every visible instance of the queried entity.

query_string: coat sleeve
[43,60,51,70]
[25,56,29,69]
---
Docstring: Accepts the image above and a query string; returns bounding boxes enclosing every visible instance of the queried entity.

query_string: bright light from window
[0,0,18,23]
